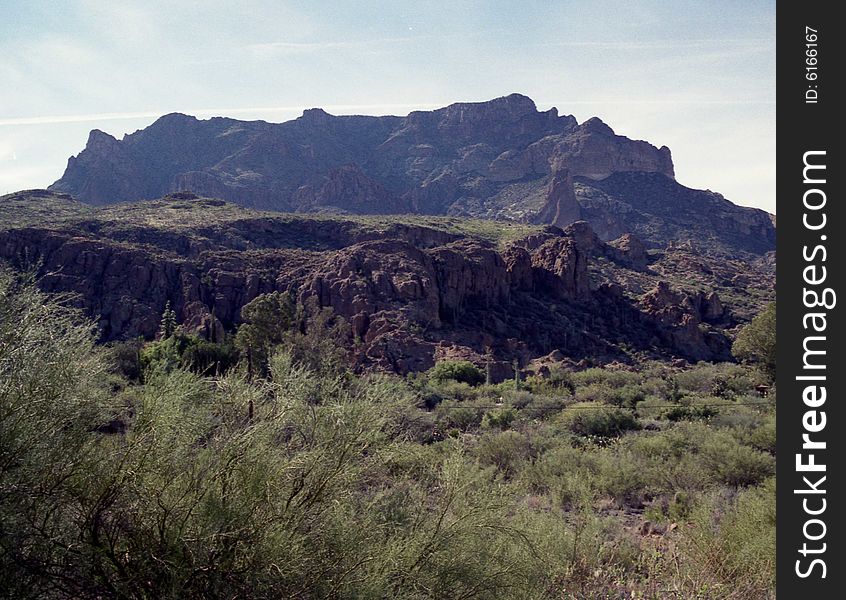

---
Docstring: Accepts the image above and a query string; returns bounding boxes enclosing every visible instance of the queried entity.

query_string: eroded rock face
[292,164,408,214]
[638,282,730,360]
[608,233,649,270]
[1,192,757,374]
[558,118,675,180]
[534,169,581,228]
[529,237,590,300]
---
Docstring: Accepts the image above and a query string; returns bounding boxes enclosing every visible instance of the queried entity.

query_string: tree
[285,297,351,376]
[732,302,776,380]
[158,300,177,339]
[235,292,296,375]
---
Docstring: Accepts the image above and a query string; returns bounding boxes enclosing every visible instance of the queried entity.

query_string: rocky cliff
[1,191,774,375]
[49,94,772,257]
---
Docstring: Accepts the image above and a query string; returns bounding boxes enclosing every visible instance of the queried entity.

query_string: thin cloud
[540,38,772,50]
[539,99,775,106]
[0,111,168,127]
[0,103,449,127]
[246,37,418,55]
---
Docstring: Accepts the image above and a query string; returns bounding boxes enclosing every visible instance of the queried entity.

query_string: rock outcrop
[534,168,581,228]
[3,191,768,373]
[638,282,730,360]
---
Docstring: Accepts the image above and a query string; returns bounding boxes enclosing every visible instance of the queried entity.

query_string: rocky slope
[49,94,773,257]
[1,191,774,377]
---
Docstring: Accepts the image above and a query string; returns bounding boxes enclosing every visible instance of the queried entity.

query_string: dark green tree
[732,302,776,381]
[235,291,296,375]
[158,300,177,339]
[428,360,485,386]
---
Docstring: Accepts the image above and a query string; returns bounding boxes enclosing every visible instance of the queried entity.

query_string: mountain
[1,190,774,376]
[49,94,774,257]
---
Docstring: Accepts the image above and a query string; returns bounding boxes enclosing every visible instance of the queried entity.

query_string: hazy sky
[0,1,776,213]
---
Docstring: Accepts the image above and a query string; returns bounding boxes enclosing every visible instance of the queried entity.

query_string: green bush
[107,338,144,381]
[732,303,776,381]
[558,403,641,438]
[428,360,485,386]
[678,479,775,597]
[699,432,774,486]
[520,395,568,421]
[140,333,239,376]
[664,403,717,422]
[482,407,517,430]
[475,430,532,478]
[435,400,482,431]
[180,336,239,374]
[429,379,480,402]
[572,367,640,389]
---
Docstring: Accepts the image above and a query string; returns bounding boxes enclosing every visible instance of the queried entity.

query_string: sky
[0,1,776,213]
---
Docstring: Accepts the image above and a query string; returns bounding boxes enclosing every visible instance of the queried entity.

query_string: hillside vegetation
[0,269,775,599]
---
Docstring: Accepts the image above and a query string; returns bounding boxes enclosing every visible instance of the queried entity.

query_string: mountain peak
[156,112,197,123]
[439,93,539,121]
[86,128,118,146]
[299,107,334,124]
[580,117,614,135]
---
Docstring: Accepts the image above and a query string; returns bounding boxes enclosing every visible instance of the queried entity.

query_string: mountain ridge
[48,94,772,257]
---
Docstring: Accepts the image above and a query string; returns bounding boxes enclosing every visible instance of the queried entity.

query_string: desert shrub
[428,360,485,386]
[678,479,775,597]
[139,334,183,373]
[698,431,774,486]
[418,387,445,409]
[574,382,614,404]
[429,379,479,402]
[482,407,517,430]
[0,272,109,596]
[674,362,763,398]
[572,367,641,389]
[180,336,239,374]
[638,393,718,422]
[593,450,650,506]
[504,389,537,408]
[709,404,764,432]
[710,374,733,398]
[475,430,533,478]
[362,374,449,443]
[608,383,647,408]
[521,445,600,507]
[572,378,647,408]
[435,400,482,431]
[107,337,145,380]
[524,367,575,395]
[668,490,695,520]
[547,365,576,393]
[520,395,568,421]
[664,403,717,422]
[0,267,777,597]
[745,413,776,453]
[640,374,674,399]
[140,333,239,376]
[558,403,641,437]
[634,395,671,419]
